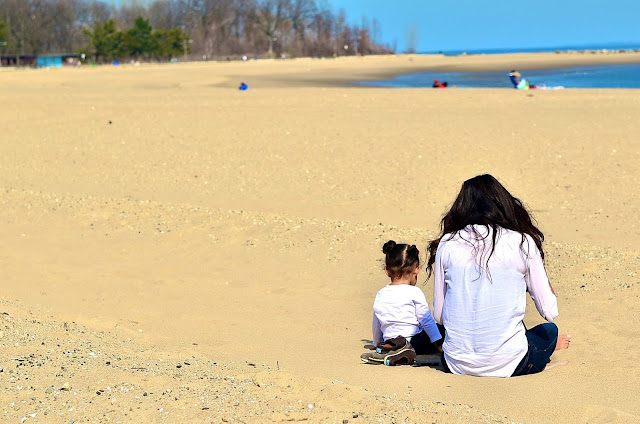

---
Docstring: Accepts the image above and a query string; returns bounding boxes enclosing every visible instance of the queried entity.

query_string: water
[358,63,640,89]
[357,44,640,89]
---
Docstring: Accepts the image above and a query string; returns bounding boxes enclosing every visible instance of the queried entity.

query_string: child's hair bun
[382,240,397,254]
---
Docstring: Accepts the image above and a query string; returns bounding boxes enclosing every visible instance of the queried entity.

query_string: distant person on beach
[432,79,448,88]
[509,70,536,89]
[426,174,571,377]
[370,241,444,357]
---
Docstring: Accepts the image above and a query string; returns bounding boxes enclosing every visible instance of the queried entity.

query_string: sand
[1,53,639,423]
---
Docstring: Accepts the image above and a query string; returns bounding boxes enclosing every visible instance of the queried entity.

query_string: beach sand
[1,53,639,423]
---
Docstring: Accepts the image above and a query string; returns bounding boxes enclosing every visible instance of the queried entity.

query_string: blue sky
[327,0,640,53]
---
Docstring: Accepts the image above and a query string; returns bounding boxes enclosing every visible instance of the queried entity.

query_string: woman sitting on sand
[509,70,536,89]
[426,174,570,377]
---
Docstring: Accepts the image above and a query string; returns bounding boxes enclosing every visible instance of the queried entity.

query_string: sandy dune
[1,53,639,423]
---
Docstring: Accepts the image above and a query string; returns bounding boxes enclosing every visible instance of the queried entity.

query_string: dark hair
[383,240,420,280]
[426,174,544,278]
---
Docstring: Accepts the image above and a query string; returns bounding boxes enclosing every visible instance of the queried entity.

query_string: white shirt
[433,225,558,377]
[372,284,442,346]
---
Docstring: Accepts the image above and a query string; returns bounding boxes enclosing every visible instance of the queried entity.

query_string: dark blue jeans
[410,324,446,355]
[511,322,558,376]
[439,323,559,376]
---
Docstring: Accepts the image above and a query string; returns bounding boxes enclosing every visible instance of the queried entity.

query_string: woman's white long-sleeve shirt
[372,284,443,346]
[433,225,558,377]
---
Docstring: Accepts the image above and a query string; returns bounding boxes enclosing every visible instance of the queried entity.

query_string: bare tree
[252,0,287,58]
[74,0,113,27]
[332,7,348,56]
[307,0,332,57]
[116,2,149,27]
[404,22,419,54]
[47,0,79,53]
[149,0,182,29]
[287,0,315,55]
[0,0,45,63]
[371,17,381,45]
[229,0,254,53]
[201,0,235,58]
[176,0,199,34]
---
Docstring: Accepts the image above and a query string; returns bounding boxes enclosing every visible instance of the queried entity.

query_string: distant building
[1,55,37,67]
[1,53,80,68]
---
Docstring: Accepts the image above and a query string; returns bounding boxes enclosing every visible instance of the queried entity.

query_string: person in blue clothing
[238,82,248,91]
[509,70,536,89]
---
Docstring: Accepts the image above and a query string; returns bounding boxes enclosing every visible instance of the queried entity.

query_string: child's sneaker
[375,336,412,354]
[361,336,416,366]
[384,349,417,366]
[360,351,386,364]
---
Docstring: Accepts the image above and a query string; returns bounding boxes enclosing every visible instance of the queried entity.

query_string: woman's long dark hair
[426,174,544,278]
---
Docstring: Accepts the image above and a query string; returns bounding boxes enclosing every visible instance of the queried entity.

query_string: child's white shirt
[372,284,442,346]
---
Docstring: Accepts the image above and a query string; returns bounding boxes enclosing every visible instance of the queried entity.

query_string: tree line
[0,0,393,64]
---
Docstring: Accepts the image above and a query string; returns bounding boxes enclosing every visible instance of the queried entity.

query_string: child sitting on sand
[371,240,443,356]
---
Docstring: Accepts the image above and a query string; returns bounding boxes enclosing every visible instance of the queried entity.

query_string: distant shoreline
[335,51,640,87]
[423,44,640,56]
[3,50,640,89]
[427,50,640,70]
[263,51,640,87]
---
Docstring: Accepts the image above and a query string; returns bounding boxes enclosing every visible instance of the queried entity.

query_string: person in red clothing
[432,79,448,88]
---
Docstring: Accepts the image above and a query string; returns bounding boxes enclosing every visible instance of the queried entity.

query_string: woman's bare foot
[545,361,569,371]
[555,334,571,351]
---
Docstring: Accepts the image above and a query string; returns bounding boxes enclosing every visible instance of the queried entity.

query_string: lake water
[357,63,640,89]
